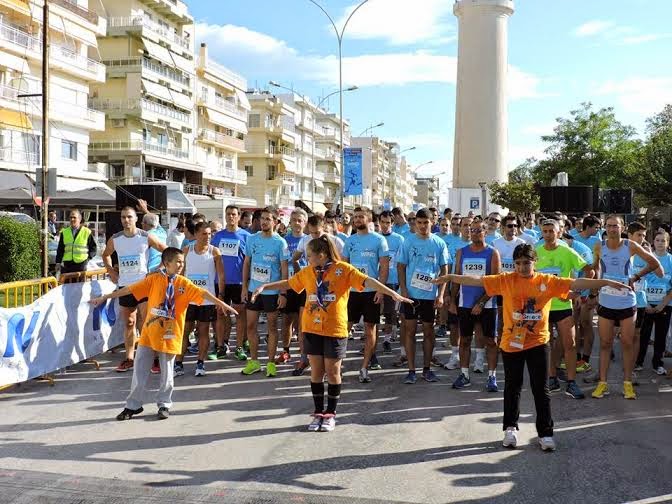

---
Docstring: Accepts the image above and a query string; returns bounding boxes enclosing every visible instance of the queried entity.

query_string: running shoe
[583,371,600,384]
[486,375,498,392]
[308,414,323,432]
[392,355,408,367]
[654,366,667,376]
[234,347,248,361]
[422,369,439,382]
[502,428,518,448]
[216,344,229,359]
[173,362,184,377]
[444,353,460,370]
[358,347,365,355]
[632,371,640,386]
[187,343,199,354]
[623,381,637,400]
[538,436,556,452]
[150,358,160,374]
[431,356,444,368]
[320,414,336,432]
[358,369,371,383]
[634,364,644,372]
[241,360,262,375]
[548,376,561,392]
[558,362,567,370]
[368,362,382,370]
[243,340,250,352]
[116,407,143,421]
[452,373,471,389]
[473,355,485,373]
[556,368,568,383]
[565,381,585,399]
[266,361,278,377]
[275,351,291,364]
[157,407,170,420]
[383,340,392,354]
[115,359,134,372]
[403,371,417,384]
[592,381,610,398]
[194,362,206,377]
[292,361,310,376]
[576,360,592,373]
[436,325,447,338]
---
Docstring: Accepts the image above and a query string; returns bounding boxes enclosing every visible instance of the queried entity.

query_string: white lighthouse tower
[452,0,515,192]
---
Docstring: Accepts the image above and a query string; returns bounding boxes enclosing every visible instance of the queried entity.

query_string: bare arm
[291,249,303,274]
[378,256,390,285]
[435,274,485,287]
[242,256,250,295]
[570,277,631,292]
[101,237,118,282]
[213,248,225,294]
[398,263,408,295]
[437,264,448,300]
[201,289,237,315]
[250,279,292,301]
[631,242,663,278]
[491,249,501,274]
[364,277,412,303]
[89,285,132,306]
[149,233,167,252]
[449,249,463,303]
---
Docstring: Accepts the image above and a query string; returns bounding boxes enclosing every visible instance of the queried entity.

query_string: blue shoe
[486,375,498,392]
[565,380,585,399]
[422,369,439,382]
[436,326,447,338]
[548,376,561,392]
[403,371,417,384]
[452,373,471,389]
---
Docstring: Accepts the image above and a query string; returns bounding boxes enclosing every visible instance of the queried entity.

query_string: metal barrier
[0,277,58,309]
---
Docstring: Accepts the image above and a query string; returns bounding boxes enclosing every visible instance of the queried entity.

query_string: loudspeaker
[116,185,168,211]
[540,187,557,213]
[609,189,633,214]
[540,186,593,213]
[593,188,610,213]
[104,211,123,238]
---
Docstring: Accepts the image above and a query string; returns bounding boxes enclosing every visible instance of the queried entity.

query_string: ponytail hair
[307,234,341,262]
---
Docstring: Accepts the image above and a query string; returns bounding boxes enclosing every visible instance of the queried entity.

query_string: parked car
[0,211,35,224]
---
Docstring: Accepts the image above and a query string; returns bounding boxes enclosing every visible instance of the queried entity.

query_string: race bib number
[188,273,208,287]
[463,259,486,276]
[538,267,561,277]
[218,239,240,257]
[150,307,172,319]
[119,254,141,275]
[510,326,526,350]
[601,274,629,297]
[633,280,644,292]
[646,286,666,302]
[252,265,271,283]
[502,259,515,272]
[356,264,369,276]
[410,271,434,292]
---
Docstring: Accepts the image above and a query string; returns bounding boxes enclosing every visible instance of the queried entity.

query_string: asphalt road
[1,329,671,504]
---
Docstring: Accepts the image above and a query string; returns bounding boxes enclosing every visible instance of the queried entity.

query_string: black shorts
[348,291,380,324]
[186,304,217,322]
[549,309,573,325]
[597,305,637,322]
[458,307,497,339]
[382,284,399,318]
[282,290,306,314]
[118,288,147,309]
[246,293,279,313]
[496,295,503,307]
[636,307,646,328]
[447,311,459,325]
[304,332,348,360]
[222,284,243,305]
[402,299,435,323]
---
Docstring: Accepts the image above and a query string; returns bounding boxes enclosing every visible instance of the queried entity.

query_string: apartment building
[398,156,416,211]
[351,136,390,210]
[0,0,107,189]
[415,176,440,209]
[237,91,299,208]
[88,0,200,188]
[315,110,351,211]
[194,43,250,202]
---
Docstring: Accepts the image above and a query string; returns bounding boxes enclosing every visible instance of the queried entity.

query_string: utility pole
[41,0,50,277]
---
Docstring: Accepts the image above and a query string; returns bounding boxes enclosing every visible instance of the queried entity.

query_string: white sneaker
[473,354,485,373]
[538,436,556,452]
[502,428,518,448]
[358,368,371,383]
[654,366,667,376]
[320,414,336,432]
[444,353,460,370]
[307,414,323,432]
[194,364,206,377]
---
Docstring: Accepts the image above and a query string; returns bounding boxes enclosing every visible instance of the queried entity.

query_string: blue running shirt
[382,232,404,285]
[398,234,451,300]
[285,232,307,276]
[342,232,389,292]
[212,228,250,285]
[246,232,290,294]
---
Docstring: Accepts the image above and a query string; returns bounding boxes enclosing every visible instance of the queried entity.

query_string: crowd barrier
[0,277,58,309]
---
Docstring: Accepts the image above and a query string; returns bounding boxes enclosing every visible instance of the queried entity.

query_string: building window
[61,140,77,160]
[244,164,254,177]
[267,165,277,181]
[248,114,260,128]
[157,133,168,146]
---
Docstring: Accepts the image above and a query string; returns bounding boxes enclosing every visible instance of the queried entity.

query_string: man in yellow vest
[56,209,97,274]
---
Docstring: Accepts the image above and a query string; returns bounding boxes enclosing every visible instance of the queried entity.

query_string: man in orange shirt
[90,247,237,421]
[434,243,629,452]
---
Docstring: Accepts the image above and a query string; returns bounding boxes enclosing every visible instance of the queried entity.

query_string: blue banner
[343,148,363,196]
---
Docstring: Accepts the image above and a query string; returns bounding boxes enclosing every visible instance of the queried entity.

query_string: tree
[488,161,540,215]
[635,105,672,206]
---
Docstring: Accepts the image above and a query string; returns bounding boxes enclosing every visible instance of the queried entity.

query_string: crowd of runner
[88,203,672,450]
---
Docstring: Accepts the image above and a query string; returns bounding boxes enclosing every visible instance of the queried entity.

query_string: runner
[626,221,651,384]
[279,209,308,364]
[591,215,662,400]
[102,206,166,372]
[379,211,405,354]
[397,208,451,384]
[450,220,501,391]
[535,219,593,399]
[429,207,441,233]
[241,207,290,377]
[485,212,503,245]
[212,205,250,361]
[251,236,411,431]
[91,247,237,420]
[435,243,631,451]
[173,222,225,377]
[325,210,349,242]
[342,207,390,383]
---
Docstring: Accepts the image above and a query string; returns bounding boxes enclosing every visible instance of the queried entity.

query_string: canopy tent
[0,186,115,207]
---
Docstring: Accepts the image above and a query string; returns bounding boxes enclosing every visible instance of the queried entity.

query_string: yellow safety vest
[61,226,91,263]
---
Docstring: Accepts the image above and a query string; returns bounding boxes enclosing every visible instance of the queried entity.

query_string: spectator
[55,208,96,274]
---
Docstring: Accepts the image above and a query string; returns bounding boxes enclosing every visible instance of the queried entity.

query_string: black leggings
[637,306,672,369]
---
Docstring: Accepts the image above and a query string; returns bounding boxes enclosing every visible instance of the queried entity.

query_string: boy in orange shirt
[90,247,237,420]
[434,243,629,452]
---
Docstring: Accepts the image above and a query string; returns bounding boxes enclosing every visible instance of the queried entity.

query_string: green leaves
[0,217,41,282]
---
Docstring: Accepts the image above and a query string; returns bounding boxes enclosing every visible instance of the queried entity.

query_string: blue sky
[192,0,672,197]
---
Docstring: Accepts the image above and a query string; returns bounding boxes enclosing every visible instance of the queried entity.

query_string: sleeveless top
[459,245,495,309]
[598,239,636,309]
[113,229,149,287]
[185,244,217,305]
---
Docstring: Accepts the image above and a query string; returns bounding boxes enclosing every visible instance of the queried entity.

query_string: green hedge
[0,217,41,282]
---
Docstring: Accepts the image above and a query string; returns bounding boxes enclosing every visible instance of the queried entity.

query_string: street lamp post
[478,181,488,217]
[357,122,384,137]
[308,0,370,214]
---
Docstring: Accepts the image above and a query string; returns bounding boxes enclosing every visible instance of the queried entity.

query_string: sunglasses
[506,224,518,228]
[470,228,485,233]
[489,218,501,223]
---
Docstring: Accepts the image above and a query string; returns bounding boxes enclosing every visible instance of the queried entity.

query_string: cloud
[334,0,456,46]
[621,33,672,45]
[196,22,544,99]
[597,77,672,116]
[573,20,615,37]
[572,19,670,45]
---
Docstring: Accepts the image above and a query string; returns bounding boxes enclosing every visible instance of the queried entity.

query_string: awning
[0,0,31,16]
[311,202,328,214]
[168,89,193,111]
[142,78,173,102]
[57,177,110,192]
[62,18,98,46]
[203,108,247,134]
[142,38,173,67]
[0,170,33,190]
[144,154,202,172]
[314,179,324,188]
[169,51,194,75]
[3,53,31,74]
[0,110,32,130]
[235,89,251,111]
[167,189,196,213]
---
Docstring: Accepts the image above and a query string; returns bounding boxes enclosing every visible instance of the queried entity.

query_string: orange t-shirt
[128,273,204,355]
[287,261,368,338]
[482,272,573,352]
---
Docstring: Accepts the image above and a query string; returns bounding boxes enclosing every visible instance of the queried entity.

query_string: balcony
[197,58,247,91]
[88,98,191,125]
[199,93,247,120]
[51,0,99,25]
[324,171,339,184]
[107,16,190,51]
[244,145,296,160]
[89,140,190,161]
[198,129,245,152]
[202,166,247,185]
[0,148,39,166]
[103,57,190,87]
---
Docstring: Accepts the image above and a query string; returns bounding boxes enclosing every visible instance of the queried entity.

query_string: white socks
[461,367,470,379]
